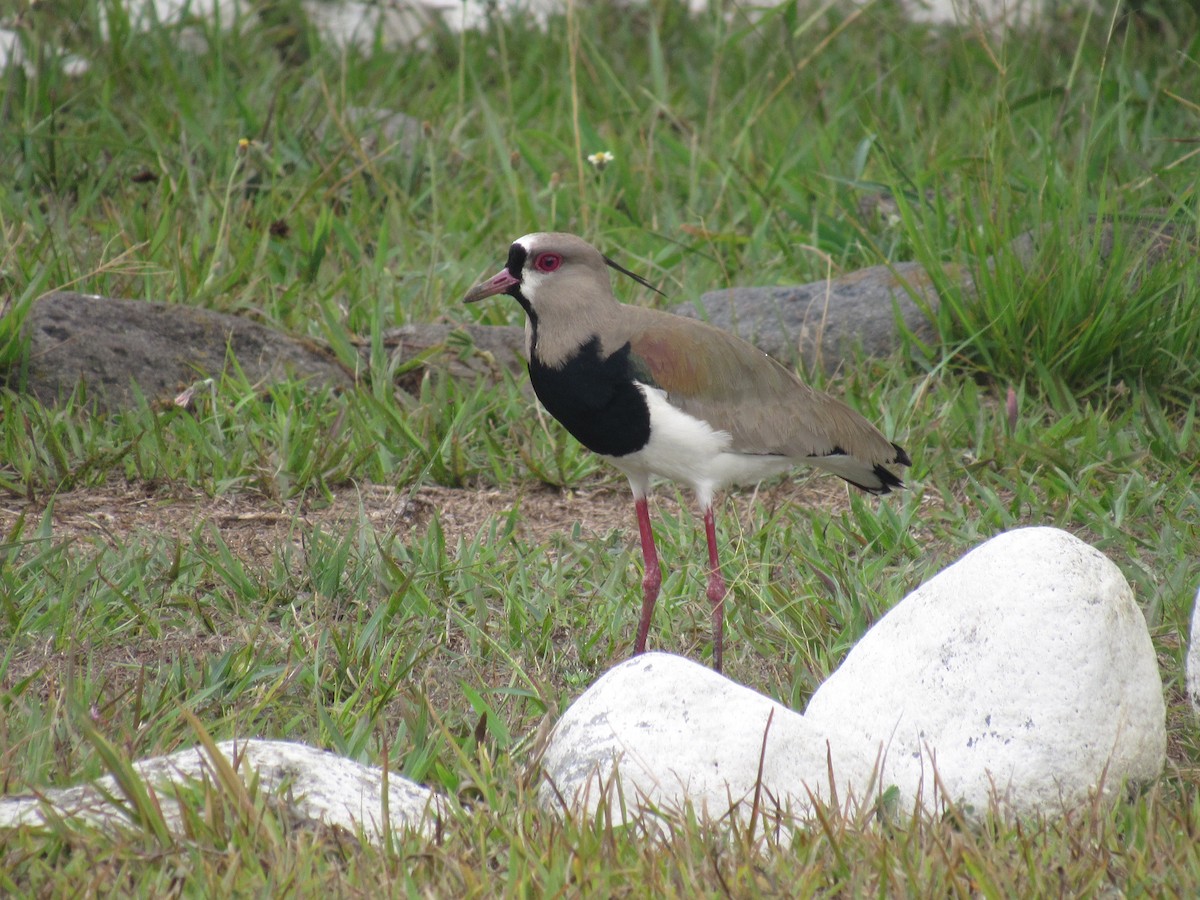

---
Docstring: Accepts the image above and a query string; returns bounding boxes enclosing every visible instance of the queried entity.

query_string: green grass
[3,0,1200,893]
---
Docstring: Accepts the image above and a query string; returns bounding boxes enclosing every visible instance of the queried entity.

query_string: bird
[464,232,910,673]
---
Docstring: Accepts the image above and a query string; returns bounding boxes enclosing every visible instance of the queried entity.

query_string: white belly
[605,383,793,506]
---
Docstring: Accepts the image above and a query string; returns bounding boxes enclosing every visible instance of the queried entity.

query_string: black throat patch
[527,336,651,458]
[504,242,535,321]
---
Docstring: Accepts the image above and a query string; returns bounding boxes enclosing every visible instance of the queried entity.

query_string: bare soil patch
[0,476,864,565]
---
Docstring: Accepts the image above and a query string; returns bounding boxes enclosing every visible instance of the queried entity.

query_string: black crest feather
[603,255,666,297]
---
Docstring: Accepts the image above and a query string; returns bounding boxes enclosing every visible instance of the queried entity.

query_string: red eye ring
[534,252,562,273]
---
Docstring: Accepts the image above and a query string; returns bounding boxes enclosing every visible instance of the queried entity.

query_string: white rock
[299,1,438,52]
[0,739,444,843]
[1188,586,1200,716]
[806,526,1166,818]
[7,0,1099,86]
[5,0,1095,79]
[541,528,1165,831]
[0,28,27,75]
[876,0,1061,26]
[119,0,246,31]
[539,652,878,835]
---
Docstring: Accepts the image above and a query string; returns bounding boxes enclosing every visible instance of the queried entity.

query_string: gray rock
[379,323,526,378]
[1005,216,1189,271]
[375,322,527,395]
[15,292,355,412]
[672,261,959,373]
[19,214,1185,412]
[343,106,425,159]
[670,215,1189,376]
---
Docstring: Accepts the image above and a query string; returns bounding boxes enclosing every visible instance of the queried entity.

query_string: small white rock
[0,739,443,844]
[538,653,877,834]
[0,28,30,75]
[806,526,1166,817]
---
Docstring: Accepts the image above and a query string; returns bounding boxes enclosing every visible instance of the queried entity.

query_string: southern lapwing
[464,232,910,672]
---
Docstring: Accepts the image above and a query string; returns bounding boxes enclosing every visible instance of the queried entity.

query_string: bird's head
[463,232,662,319]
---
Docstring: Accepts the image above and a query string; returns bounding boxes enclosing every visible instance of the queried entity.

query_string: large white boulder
[0,739,444,844]
[541,527,1166,828]
[1188,586,1200,716]
[805,526,1165,817]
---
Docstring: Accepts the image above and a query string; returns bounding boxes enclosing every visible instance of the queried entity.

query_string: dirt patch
[0,480,621,564]
[0,475,864,566]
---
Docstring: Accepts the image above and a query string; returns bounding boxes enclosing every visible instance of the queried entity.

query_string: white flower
[587,151,615,170]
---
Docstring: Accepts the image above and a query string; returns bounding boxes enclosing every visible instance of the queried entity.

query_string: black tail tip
[871,463,905,495]
[872,443,912,494]
[841,462,906,496]
[837,443,912,495]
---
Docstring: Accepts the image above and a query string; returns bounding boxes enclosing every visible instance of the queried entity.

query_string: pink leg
[703,504,727,673]
[633,496,662,656]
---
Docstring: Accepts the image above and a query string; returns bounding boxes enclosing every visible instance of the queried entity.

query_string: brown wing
[626,310,904,468]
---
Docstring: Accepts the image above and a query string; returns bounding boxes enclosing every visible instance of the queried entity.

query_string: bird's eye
[534,253,562,273]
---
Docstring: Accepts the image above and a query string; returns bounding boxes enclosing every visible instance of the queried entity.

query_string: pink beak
[463,268,520,304]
